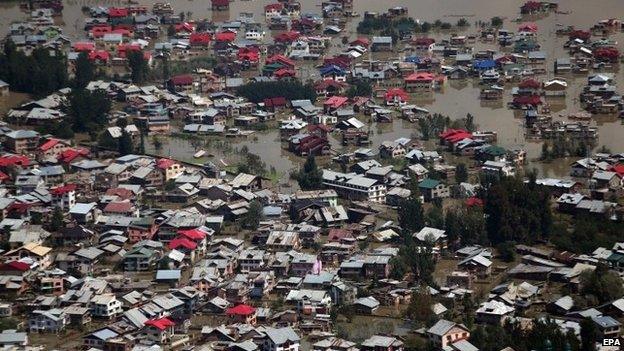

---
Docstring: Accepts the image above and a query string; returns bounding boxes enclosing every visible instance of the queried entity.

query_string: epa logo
[602,338,621,347]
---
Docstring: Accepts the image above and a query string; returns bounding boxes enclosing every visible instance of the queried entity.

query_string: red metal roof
[178,228,207,241]
[405,72,435,82]
[169,237,198,250]
[266,54,295,68]
[104,201,134,213]
[50,184,77,195]
[264,97,287,107]
[39,138,61,151]
[226,304,256,316]
[215,31,236,42]
[274,31,300,43]
[264,3,283,11]
[88,50,110,62]
[145,317,175,330]
[108,7,129,18]
[466,197,484,207]
[170,75,194,86]
[0,155,30,167]
[73,42,95,52]
[190,32,212,45]
[0,261,30,272]
[385,88,409,102]
[156,158,176,169]
[412,37,435,46]
[518,78,541,89]
[513,95,542,106]
[518,22,538,33]
[105,187,134,199]
[175,22,195,33]
[327,228,354,242]
[324,96,349,109]
[350,37,371,47]
[59,148,90,163]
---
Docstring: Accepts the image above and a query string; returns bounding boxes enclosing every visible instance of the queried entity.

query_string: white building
[263,327,300,351]
[322,170,386,203]
[90,294,123,318]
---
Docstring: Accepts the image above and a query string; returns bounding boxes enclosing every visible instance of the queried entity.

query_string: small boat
[193,150,206,158]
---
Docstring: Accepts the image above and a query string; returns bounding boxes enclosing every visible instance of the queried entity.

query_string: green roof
[124,246,155,258]
[419,178,441,189]
[607,252,624,263]
[484,145,507,156]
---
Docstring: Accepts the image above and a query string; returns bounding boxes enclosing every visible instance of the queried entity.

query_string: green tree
[297,155,323,190]
[241,200,263,230]
[398,195,424,235]
[457,18,470,27]
[161,55,170,85]
[31,212,42,225]
[346,79,373,98]
[128,51,149,84]
[74,51,94,89]
[455,163,468,183]
[484,177,552,245]
[580,266,624,303]
[496,241,516,262]
[405,286,434,323]
[164,179,176,191]
[138,129,146,154]
[237,148,267,176]
[236,80,317,103]
[116,119,134,155]
[152,136,163,150]
[491,16,503,27]
[465,113,476,132]
[64,88,111,133]
[580,319,597,351]
[0,43,68,97]
[118,130,134,155]
[49,207,64,232]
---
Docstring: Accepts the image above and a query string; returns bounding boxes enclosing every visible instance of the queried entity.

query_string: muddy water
[3,0,624,179]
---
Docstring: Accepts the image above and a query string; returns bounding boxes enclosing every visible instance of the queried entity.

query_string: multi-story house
[89,294,123,319]
[263,327,300,351]
[28,309,68,332]
[322,170,386,203]
[5,130,40,155]
[124,246,158,271]
[427,320,471,348]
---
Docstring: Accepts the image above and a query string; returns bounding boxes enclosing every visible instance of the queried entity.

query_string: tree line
[0,40,68,97]
[236,80,317,103]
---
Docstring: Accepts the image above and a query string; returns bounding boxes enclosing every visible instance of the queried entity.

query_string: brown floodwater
[3,0,624,179]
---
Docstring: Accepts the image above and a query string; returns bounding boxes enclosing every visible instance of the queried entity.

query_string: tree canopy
[0,41,68,97]
[64,88,111,133]
[297,155,323,190]
[74,52,95,89]
[236,80,317,103]
[483,177,552,245]
[128,51,149,84]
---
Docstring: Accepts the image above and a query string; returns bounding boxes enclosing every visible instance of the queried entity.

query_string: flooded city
[2,0,624,181]
[0,0,624,350]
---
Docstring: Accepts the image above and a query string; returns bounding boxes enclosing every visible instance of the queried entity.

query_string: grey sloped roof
[123,308,148,328]
[265,327,300,345]
[427,319,457,336]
